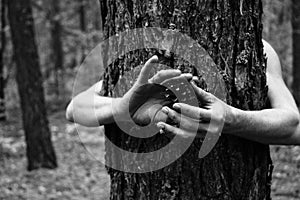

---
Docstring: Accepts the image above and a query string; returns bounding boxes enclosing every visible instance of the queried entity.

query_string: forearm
[66,92,121,127]
[224,106,300,145]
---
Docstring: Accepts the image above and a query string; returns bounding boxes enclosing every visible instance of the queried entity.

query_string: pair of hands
[114,56,230,139]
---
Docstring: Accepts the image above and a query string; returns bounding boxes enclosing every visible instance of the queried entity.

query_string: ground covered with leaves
[0,111,110,200]
[1,110,300,200]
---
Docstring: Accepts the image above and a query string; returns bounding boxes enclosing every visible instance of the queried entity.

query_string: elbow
[290,110,300,131]
[65,102,75,122]
[283,109,300,139]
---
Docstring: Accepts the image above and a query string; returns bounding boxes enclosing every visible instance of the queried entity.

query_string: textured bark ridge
[7,0,57,171]
[292,0,300,105]
[100,0,272,199]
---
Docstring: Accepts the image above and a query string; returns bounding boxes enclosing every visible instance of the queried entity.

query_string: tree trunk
[0,0,6,121]
[101,0,272,199]
[292,0,300,106]
[7,0,57,171]
[79,0,87,32]
[99,0,107,31]
[50,0,63,99]
[79,0,87,63]
[94,1,101,31]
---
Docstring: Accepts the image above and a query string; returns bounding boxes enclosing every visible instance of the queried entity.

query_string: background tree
[7,0,57,171]
[100,0,272,199]
[292,0,300,105]
[262,0,292,88]
[49,0,64,98]
[78,0,87,62]
[0,0,7,121]
[79,0,86,33]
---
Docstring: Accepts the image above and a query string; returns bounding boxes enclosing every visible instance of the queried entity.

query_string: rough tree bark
[100,0,272,199]
[94,1,101,31]
[7,0,57,171]
[79,0,87,63]
[79,0,87,32]
[0,0,6,121]
[50,0,64,98]
[292,0,300,105]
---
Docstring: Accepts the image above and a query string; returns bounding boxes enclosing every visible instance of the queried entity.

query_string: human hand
[156,81,230,138]
[114,55,192,126]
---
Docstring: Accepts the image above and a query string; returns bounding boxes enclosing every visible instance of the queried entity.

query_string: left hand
[156,81,231,138]
[114,55,192,126]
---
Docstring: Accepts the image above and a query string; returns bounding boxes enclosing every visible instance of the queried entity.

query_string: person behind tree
[66,40,300,145]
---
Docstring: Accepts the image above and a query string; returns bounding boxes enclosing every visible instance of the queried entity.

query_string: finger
[149,69,181,84]
[156,122,205,139]
[161,106,180,124]
[191,81,212,103]
[161,106,209,133]
[161,73,193,86]
[152,108,168,123]
[157,122,189,138]
[192,76,199,83]
[137,56,159,84]
[172,103,211,121]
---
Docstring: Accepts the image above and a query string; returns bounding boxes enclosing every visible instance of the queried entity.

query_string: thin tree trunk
[99,0,107,31]
[50,0,63,99]
[94,2,101,31]
[79,0,86,32]
[79,0,87,63]
[101,0,272,199]
[7,0,57,171]
[0,0,6,121]
[292,0,300,105]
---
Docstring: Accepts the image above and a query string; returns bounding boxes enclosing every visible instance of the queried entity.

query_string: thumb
[191,81,212,103]
[137,55,158,84]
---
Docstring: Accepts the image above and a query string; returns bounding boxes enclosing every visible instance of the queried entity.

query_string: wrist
[223,105,240,134]
[112,98,124,119]
[111,98,131,122]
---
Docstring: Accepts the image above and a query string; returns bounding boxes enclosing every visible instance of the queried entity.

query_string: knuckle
[155,73,162,81]
[179,120,188,129]
[168,110,177,121]
[182,107,191,116]
[166,126,176,134]
[161,70,168,74]
[206,95,214,103]
[213,114,225,123]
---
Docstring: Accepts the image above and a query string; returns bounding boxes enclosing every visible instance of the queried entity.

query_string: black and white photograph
[1,0,300,199]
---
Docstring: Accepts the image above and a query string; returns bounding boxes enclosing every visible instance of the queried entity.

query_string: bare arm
[66,81,121,127]
[66,56,189,127]
[226,41,300,144]
[157,41,300,145]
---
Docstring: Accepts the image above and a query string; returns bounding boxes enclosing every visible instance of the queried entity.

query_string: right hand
[113,55,192,126]
[156,82,227,138]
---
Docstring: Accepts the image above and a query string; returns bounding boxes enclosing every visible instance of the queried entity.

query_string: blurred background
[0,0,300,199]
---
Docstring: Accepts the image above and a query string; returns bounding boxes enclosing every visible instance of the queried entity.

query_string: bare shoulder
[262,39,282,78]
[263,40,297,111]
[85,80,103,94]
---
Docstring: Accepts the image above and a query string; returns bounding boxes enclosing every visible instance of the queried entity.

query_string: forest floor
[1,109,300,200]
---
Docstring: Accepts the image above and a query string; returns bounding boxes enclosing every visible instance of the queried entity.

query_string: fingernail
[152,55,158,60]
[192,76,199,81]
[157,122,165,129]
[159,129,165,134]
[161,107,169,114]
[173,104,180,110]
[182,73,193,78]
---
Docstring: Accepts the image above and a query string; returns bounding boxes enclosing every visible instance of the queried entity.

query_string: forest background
[0,0,300,199]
